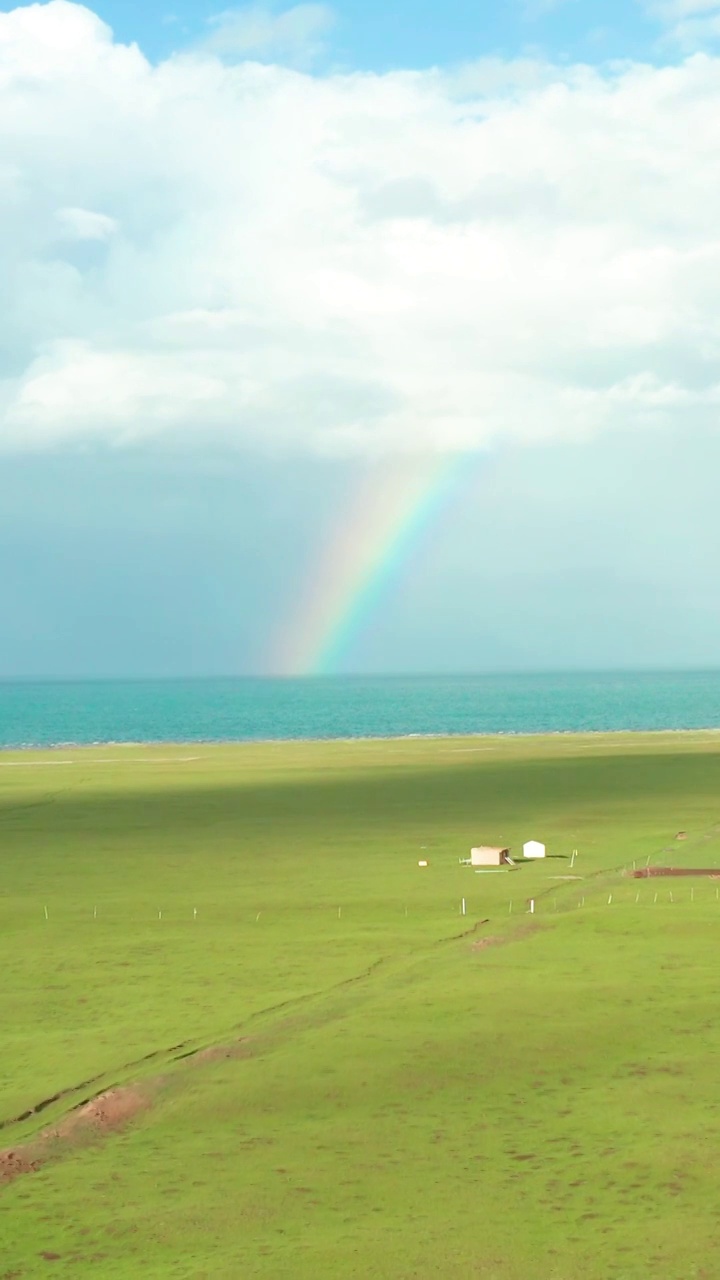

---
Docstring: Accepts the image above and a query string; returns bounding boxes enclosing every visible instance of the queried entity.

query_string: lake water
[2,672,720,749]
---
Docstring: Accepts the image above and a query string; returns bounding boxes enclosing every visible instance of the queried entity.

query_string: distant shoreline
[2,726,720,756]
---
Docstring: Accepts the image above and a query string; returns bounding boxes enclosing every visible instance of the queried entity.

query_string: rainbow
[274,452,473,676]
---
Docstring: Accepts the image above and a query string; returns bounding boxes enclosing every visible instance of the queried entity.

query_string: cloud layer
[648,0,720,46]
[3,0,720,454]
[204,4,334,66]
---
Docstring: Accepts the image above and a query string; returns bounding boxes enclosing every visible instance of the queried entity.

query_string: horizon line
[3,666,720,684]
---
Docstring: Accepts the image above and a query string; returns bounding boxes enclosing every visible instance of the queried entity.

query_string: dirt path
[0,917,502,1187]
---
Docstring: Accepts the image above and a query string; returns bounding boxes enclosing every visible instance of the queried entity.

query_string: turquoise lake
[2,672,720,748]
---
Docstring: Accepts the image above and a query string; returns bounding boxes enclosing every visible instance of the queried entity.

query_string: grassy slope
[2,733,720,1278]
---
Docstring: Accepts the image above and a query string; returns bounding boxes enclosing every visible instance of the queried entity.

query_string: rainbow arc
[274,451,480,676]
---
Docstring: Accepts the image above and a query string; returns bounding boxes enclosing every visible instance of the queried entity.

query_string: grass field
[2,732,720,1278]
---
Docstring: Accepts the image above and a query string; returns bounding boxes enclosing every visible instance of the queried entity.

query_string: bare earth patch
[471,922,539,954]
[191,1038,255,1066]
[0,1087,149,1187]
[54,1087,149,1138]
[471,937,501,952]
[632,867,720,878]
[0,1148,40,1182]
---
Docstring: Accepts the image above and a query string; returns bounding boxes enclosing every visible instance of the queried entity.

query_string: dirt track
[632,867,720,878]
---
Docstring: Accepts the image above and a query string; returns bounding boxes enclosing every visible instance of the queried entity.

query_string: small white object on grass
[418,860,428,867]
[461,898,466,917]
[529,899,535,915]
[158,910,162,920]
[570,850,577,869]
[523,841,546,860]
[608,893,613,905]
[193,907,197,920]
[93,905,97,919]
[44,905,48,921]
[669,891,674,903]
[256,912,261,921]
[654,892,658,904]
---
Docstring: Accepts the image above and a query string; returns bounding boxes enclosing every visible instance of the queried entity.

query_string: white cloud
[4,1,720,455]
[646,0,720,46]
[55,206,118,241]
[648,0,720,16]
[667,15,720,47]
[203,4,334,64]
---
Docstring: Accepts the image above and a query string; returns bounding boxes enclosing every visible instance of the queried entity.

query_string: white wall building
[523,840,546,859]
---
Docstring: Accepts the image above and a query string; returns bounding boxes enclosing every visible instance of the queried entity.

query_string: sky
[2,0,720,676]
[32,0,661,68]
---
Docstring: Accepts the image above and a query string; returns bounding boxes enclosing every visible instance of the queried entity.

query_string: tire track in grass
[1,916,493,1158]
[13,821,719,1150]
[0,770,98,824]
[0,785,85,820]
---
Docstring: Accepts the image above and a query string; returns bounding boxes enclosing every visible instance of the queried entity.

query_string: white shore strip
[0,756,203,766]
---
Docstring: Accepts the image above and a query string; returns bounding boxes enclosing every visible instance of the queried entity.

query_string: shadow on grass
[2,751,718,849]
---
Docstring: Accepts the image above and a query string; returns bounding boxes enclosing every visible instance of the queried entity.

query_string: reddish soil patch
[0,1087,149,1188]
[72,1087,147,1132]
[193,1045,232,1065]
[192,1038,254,1066]
[0,1147,40,1183]
[471,922,539,953]
[632,867,720,878]
[49,1087,149,1142]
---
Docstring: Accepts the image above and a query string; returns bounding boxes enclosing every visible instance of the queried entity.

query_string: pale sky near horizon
[2,0,720,677]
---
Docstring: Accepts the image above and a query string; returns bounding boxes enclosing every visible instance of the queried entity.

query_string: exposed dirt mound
[0,1087,149,1187]
[59,1087,148,1136]
[471,922,539,953]
[0,1147,39,1183]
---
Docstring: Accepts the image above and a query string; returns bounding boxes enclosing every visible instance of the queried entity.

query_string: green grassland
[2,732,720,1278]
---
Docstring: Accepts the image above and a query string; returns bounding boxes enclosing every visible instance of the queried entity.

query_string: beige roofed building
[471,846,511,867]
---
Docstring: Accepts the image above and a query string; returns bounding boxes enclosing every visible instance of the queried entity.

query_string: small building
[471,846,511,867]
[523,840,546,859]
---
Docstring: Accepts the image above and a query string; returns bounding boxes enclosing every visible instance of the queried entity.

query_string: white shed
[471,846,511,867]
[523,840,546,859]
